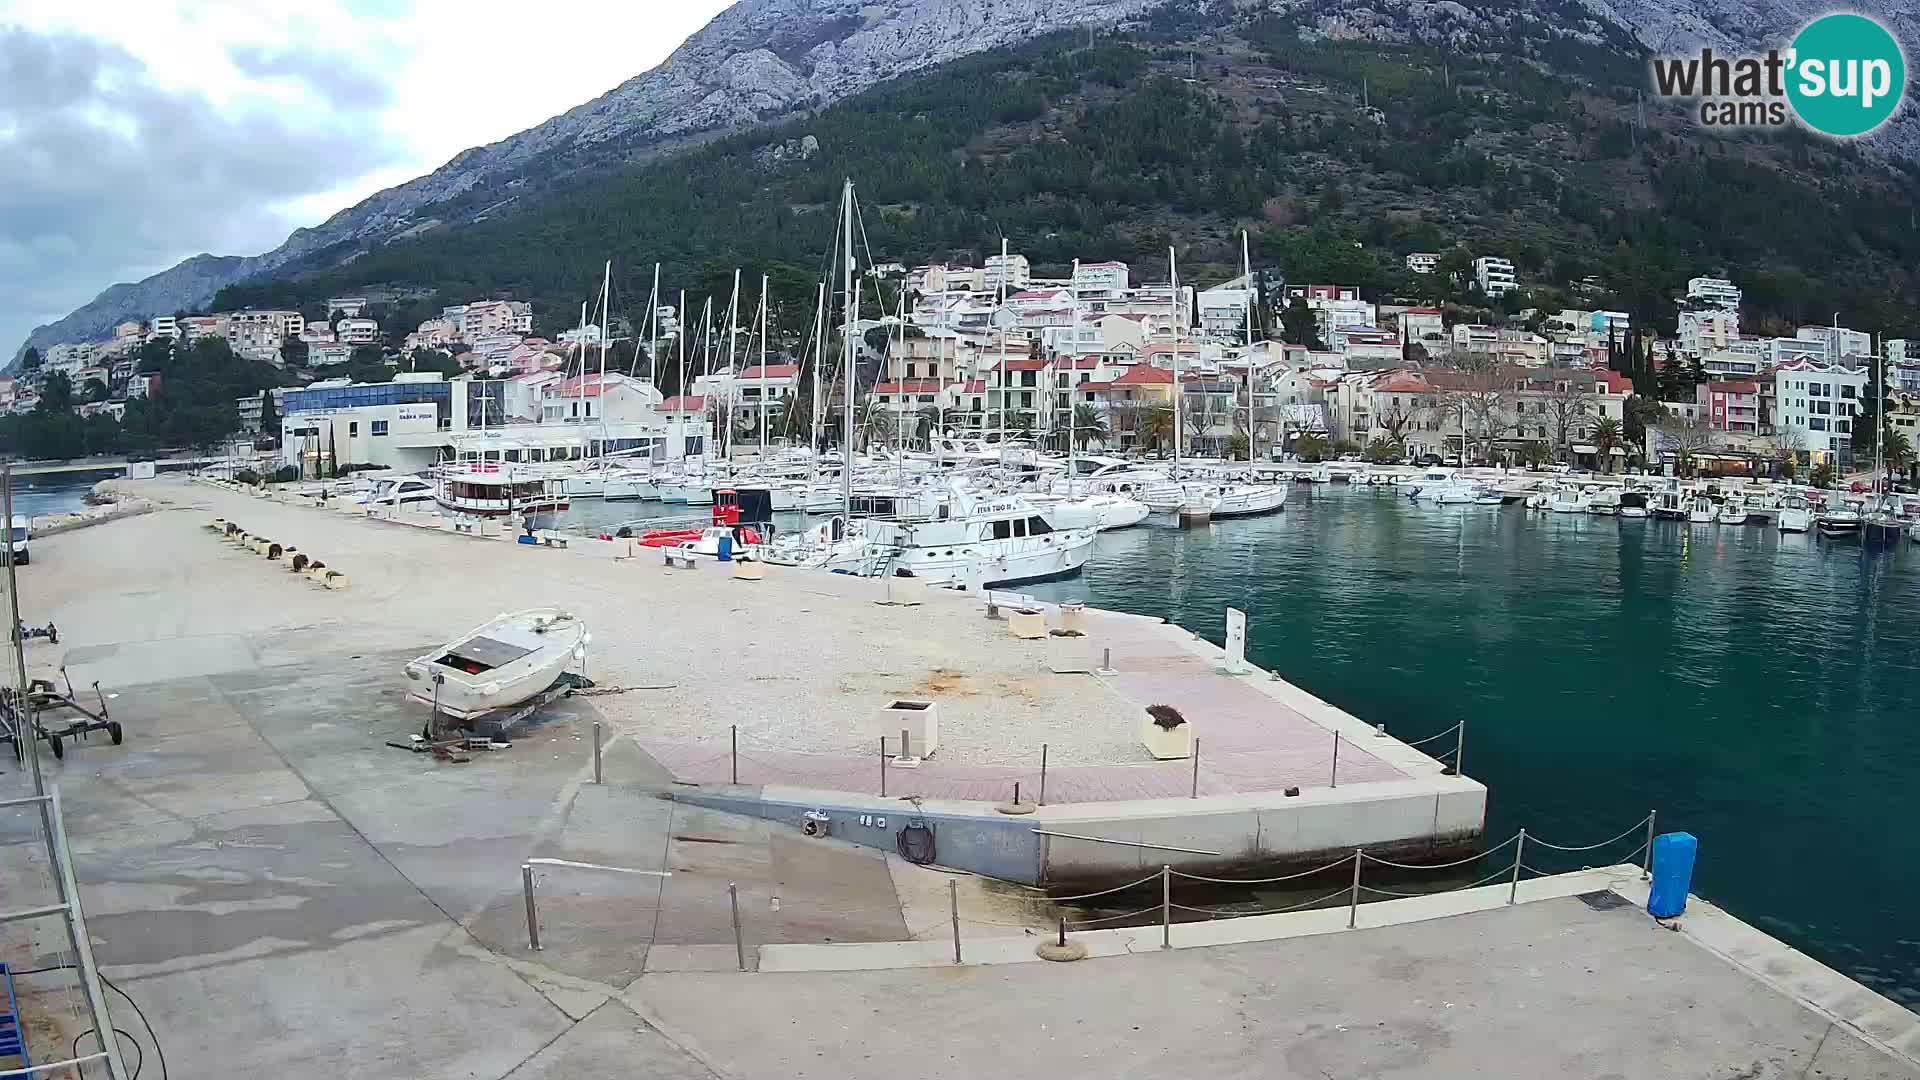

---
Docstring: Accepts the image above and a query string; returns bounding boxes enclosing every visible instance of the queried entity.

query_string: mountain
[12,0,1167,362]
[21,0,1920,362]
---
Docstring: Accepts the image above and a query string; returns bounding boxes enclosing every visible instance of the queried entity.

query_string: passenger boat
[1776,494,1813,533]
[435,465,569,529]
[404,608,587,721]
[1653,482,1687,521]
[1715,496,1748,526]
[1687,495,1717,524]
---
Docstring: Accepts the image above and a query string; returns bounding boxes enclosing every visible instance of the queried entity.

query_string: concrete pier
[0,477,1913,1079]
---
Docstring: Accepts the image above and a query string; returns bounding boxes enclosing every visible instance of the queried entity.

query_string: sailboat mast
[938,273,948,468]
[812,281,825,470]
[725,269,740,461]
[1242,230,1255,476]
[677,289,688,459]
[841,179,857,520]
[598,259,611,466]
[1170,245,1182,470]
[759,273,770,458]
[640,262,660,383]
[1069,258,1079,496]
[997,236,1008,450]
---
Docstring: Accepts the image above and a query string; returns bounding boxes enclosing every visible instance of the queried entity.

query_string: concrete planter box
[1008,609,1047,640]
[1140,707,1192,760]
[731,559,766,581]
[879,699,940,758]
[883,574,926,606]
[1046,632,1095,674]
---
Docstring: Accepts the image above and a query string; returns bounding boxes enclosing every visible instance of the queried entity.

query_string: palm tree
[915,405,942,449]
[1071,403,1109,450]
[1295,432,1328,463]
[1140,405,1175,455]
[1591,416,1621,473]
[1884,430,1913,478]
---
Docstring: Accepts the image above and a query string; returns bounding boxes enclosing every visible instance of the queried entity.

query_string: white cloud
[0,0,732,352]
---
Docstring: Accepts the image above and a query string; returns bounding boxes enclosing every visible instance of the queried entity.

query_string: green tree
[1280,298,1323,349]
[1295,432,1328,462]
[1590,415,1621,473]
[258,392,280,438]
[20,347,41,371]
[1070,403,1109,449]
[37,372,73,414]
[1810,462,1837,489]
[280,339,309,368]
[81,378,108,404]
[1140,405,1175,454]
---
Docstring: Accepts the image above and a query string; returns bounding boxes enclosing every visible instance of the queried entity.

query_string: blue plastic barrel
[717,534,733,562]
[1647,832,1696,918]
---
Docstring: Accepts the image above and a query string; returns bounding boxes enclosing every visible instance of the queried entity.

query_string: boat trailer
[2,674,121,762]
[415,670,594,742]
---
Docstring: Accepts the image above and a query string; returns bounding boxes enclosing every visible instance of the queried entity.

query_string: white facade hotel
[1404,252,1440,274]
[1472,256,1516,297]
[1774,360,1867,458]
[1685,276,1743,310]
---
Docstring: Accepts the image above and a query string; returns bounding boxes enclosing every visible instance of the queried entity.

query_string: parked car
[6,515,28,566]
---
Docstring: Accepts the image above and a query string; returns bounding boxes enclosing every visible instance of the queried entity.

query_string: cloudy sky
[0,0,733,353]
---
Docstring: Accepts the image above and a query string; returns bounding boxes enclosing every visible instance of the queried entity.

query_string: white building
[1073,261,1130,299]
[336,318,381,345]
[1685,276,1742,311]
[1197,286,1250,338]
[1798,325,1872,362]
[983,253,1031,294]
[1699,351,1765,380]
[327,297,368,317]
[1404,252,1440,274]
[1774,359,1868,458]
[1472,256,1516,297]
[147,315,179,341]
[1678,308,1739,357]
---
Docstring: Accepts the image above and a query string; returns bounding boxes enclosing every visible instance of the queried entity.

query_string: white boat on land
[404,609,587,721]
[1715,497,1749,526]
[1776,494,1813,533]
[1687,495,1717,524]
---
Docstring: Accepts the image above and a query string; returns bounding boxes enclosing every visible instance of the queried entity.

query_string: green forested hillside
[214,6,1920,382]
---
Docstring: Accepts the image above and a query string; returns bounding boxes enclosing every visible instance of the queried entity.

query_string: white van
[8,515,27,565]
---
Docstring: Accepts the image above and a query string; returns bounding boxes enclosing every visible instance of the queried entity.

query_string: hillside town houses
[19,249,1919,479]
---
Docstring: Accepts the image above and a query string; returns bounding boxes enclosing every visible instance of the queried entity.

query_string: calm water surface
[1024,484,1920,1009]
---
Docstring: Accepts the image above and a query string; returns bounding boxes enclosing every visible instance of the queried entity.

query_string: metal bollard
[880,737,888,798]
[592,721,603,784]
[1330,731,1341,788]
[522,864,541,951]
[949,879,962,965]
[1039,743,1048,806]
[1347,849,1362,928]
[731,724,738,785]
[728,882,746,971]
[1191,738,1202,799]
[1642,811,1657,879]
[1160,864,1172,949]
[1509,828,1526,905]
[1454,720,1466,777]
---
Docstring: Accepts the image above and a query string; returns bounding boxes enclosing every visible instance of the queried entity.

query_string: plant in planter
[1140,703,1192,760]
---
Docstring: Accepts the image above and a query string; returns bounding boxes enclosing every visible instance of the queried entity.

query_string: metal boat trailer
[416,670,594,741]
[2,676,121,762]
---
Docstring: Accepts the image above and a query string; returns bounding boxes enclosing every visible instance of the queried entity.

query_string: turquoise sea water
[1019,485,1920,1010]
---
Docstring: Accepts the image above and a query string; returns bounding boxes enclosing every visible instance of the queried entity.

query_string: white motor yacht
[1715,496,1749,526]
[764,494,1096,587]
[358,475,437,511]
[1586,489,1621,516]
[435,466,569,529]
[1687,495,1717,524]
[1776,494,1813,533]
[1026,492,1151,531]
[1548,486,1590,514]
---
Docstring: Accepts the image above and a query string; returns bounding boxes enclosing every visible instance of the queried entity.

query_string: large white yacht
[763,491,1096,587]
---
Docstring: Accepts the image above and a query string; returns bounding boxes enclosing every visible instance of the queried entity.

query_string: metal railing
[519,857,672,952]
